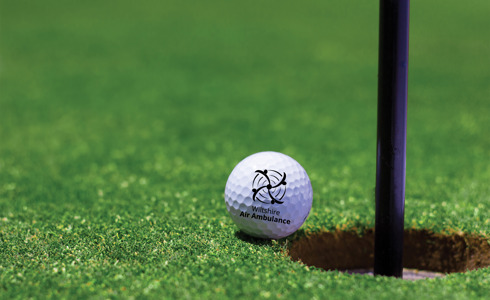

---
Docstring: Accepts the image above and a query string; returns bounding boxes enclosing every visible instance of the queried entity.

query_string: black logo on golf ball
[252,170,287,204]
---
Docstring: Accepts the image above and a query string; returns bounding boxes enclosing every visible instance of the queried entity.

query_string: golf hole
[288,229,490,280]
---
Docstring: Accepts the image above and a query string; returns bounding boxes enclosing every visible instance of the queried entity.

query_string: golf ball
[224,151,313,239]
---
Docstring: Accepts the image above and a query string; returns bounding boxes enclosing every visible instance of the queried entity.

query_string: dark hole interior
[289,229,490,274]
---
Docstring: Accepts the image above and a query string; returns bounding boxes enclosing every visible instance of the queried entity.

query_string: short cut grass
[1,0,489,299]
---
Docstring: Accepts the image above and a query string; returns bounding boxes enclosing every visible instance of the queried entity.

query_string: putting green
[1,0,489,298]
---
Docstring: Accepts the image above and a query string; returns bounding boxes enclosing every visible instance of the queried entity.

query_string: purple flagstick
[374,0,410,278]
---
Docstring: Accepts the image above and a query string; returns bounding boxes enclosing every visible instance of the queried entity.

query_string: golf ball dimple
[224,151,313,239]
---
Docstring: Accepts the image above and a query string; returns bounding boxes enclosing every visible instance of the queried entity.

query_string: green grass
[1,0,489,298]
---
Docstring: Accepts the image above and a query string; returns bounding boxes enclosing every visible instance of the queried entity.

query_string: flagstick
[374,0,410,278]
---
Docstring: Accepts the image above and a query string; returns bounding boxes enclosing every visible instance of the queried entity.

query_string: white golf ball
[224,151,313,239]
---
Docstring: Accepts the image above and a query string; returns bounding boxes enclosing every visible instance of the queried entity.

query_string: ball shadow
[234,230,276,246]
